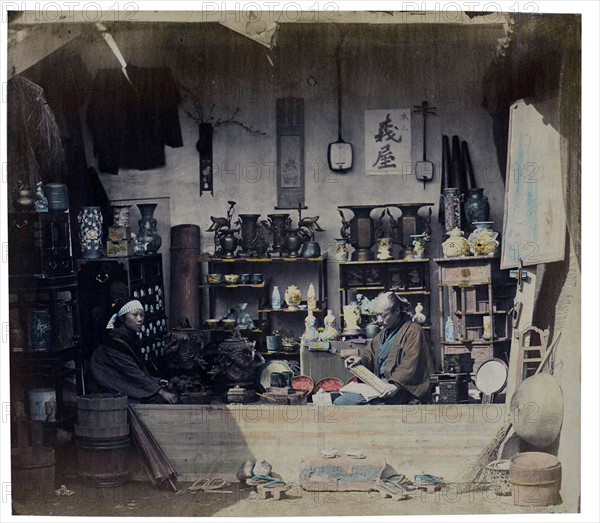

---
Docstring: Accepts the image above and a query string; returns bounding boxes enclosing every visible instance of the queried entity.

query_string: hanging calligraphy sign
[364,109,411,176]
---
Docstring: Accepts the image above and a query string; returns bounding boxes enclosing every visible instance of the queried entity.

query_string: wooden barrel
[77,393,128,433]
[170,224,200,329]
[75,435,130,487]
[509,452,562,506]
[11,447,56,501]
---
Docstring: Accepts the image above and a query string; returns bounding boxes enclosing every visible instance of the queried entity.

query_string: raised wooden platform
[132,404,506,483]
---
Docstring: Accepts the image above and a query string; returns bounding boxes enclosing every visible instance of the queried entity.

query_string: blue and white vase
[31,308,52,351]
[77,206,103,259]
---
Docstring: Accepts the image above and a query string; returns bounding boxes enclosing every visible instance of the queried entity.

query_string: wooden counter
[132,404,506,483]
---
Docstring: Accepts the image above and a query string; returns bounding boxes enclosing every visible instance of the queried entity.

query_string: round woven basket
[485,459,511,496]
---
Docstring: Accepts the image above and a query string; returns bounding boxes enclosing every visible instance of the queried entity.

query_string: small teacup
[251,273,263,284]
[239,273,251,284]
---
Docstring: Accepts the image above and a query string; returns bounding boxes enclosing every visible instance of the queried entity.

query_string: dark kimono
[88,328,161,401]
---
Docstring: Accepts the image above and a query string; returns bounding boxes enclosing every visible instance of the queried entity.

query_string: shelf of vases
[199,254,328,263]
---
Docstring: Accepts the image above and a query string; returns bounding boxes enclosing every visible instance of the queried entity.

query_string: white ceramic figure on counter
[320,309,340,341]
[284,285,302,310]
[442,228,471,258]
[301,310,320,349]
[342,303,361,335]
[236,303,255,330]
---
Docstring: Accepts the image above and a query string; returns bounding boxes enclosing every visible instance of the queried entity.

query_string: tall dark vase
[237,214,261,257]
[137,203,162,253]
[264,214,291,256]
[464,188,490,231]
[443,188,462,232]
[338,204,382,261]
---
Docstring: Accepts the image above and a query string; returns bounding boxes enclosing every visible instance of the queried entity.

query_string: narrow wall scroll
[276,98,305,209]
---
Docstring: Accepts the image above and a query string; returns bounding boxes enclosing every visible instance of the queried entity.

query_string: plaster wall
[47,22,506,362]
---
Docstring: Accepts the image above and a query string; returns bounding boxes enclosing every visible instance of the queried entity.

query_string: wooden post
[170,225,201,329]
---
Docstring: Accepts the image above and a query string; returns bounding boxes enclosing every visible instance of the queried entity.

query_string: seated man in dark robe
[335,292,434,405]
[87,297,178,404]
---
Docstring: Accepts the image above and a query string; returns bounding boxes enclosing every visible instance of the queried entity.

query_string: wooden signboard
[501,98,567,269]
[364,109,411,176]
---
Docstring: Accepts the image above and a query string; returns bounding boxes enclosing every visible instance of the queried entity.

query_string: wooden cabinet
[434,257,516,375]
[338,259,432,332]
[76,254,167,364]
[199,254,328,357]
[8,212,74,277]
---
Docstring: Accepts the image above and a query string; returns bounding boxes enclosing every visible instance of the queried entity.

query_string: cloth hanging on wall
[87,66,183,174]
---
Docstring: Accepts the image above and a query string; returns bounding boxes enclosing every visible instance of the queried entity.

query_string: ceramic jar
[43,183,69,212]
[376,237,393,260]
[31,307,52,351]
[411,234,427,260]
[300,241,321,259]
[365,322,381,339]
[334,238,350,262]
[77,206,103,259]
[219,230,239,258]
[137,203,162,253]
[271,286,282,309]
[15,189,35,211]
[464,188,490,231]
[284,285,302,310]
[442,228,470,258]
[413,302,427,325]
[468,221,500,257]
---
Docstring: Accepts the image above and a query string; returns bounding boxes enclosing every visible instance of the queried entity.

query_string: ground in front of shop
[12,448,565,518]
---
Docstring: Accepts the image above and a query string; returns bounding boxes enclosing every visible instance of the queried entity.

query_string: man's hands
[379,382,399,398]
[158,388,178,404]
[344,355,363,369]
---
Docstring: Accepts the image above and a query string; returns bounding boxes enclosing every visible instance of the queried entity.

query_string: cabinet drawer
[440,262,491,286]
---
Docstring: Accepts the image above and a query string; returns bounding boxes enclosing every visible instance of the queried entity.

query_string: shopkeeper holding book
[335,292,434,405]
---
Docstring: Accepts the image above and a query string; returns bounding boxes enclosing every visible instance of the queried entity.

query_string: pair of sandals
[375,473,442,500]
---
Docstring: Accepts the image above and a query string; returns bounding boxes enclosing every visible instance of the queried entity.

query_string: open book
[339,382,382,402]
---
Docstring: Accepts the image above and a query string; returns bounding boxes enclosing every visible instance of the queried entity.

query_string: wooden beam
[8,24,82,79]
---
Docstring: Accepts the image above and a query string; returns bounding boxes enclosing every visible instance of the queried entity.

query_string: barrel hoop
[509,479,560,486]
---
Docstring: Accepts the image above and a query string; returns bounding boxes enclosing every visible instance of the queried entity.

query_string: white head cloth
[106,299,144,329]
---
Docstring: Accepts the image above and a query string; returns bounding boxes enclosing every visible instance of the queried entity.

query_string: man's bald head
[372,292,409,330]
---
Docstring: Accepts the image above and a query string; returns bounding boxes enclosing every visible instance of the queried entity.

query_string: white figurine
[301,310,320,349]
[320,309,340,341]
[355,293,373,315]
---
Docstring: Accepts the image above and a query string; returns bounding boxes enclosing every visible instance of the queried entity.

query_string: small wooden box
[107,239,133,257]
[107,226,131,242]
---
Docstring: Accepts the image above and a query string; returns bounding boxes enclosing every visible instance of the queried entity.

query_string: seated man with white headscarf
[87,296,178,404]
[335,292,434,405]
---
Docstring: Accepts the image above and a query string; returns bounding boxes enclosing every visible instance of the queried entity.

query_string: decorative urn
[442,228,471,258]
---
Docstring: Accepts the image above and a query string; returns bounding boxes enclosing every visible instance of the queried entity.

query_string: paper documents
[339,382,381,402]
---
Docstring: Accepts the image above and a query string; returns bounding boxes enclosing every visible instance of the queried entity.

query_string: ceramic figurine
[320,309,340,341]
[301,310,320,349]
[376,237,393,260]
[413,302,427,325]
[236,302,255,330]
[307,283,317,310]
[342,303,361,335]
[34,182,48,212]
[284,285,302,310]
[442,228,471,258]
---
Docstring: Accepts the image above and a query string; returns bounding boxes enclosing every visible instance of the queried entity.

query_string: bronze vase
[237,214,261,257]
